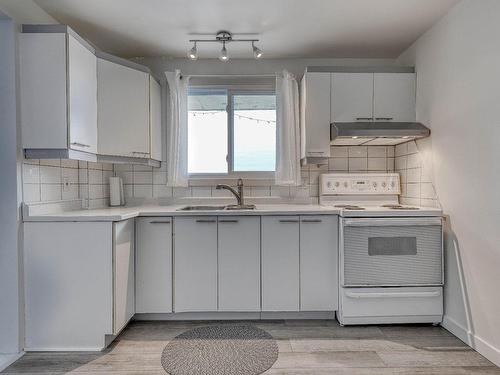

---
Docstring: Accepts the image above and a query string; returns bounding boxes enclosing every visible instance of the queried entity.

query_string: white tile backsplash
[348,146,367,158]
[22,159,110,207]
[395,140,440,208]
[40,166,61,184]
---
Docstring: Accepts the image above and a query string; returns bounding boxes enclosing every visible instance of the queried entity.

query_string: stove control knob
[391,181,395,188]
[334,182,340,187]
[327,182,332,188]
[343,182,348,188]
[372,182,377,188]
[382,182,387,188]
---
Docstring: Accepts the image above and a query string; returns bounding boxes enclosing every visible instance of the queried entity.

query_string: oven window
[368,237,417,256]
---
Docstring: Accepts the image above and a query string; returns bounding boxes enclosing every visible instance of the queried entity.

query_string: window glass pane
[188,89,228,174]
[233,94,276,172]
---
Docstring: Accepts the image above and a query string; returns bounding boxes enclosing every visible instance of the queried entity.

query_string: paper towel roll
[109,176,123,206]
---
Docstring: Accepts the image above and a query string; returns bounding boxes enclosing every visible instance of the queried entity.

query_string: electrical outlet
[62,177,70,192]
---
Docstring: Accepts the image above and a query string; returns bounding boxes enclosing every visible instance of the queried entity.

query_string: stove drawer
[338,286,443,325]
[341,217,442,286]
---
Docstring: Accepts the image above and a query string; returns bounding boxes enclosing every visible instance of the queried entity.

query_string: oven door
[340,217,443,287]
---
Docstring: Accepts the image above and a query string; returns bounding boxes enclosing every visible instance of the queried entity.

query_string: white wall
[0,16,21,354]
[398,0,500,366]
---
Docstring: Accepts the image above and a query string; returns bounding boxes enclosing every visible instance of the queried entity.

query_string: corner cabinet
[97,57,150,158]
[20,29,98,161]
[23,219,135,350]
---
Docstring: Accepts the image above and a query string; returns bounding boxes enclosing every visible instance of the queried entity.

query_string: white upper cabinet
[373,73,416,122]
[68,35,98,154]
[20,31,98,157]
[97,58,150,158]
[331,73,374,122]
[149,76,162,161]
[300,72,331,159]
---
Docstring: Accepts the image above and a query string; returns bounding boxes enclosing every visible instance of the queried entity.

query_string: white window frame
[187,85,276,181]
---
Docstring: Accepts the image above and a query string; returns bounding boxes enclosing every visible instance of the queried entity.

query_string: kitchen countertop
[22,204,344,222]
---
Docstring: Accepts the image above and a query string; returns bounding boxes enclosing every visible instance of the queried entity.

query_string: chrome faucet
[216,178,245,206]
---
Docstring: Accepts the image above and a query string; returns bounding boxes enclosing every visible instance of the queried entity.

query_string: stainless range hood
[330,122,430,146]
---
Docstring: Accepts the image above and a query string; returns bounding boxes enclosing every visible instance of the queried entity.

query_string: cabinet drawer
[340,286,443,323]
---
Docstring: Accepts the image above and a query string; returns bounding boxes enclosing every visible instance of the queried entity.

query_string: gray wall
[0,16,22,354]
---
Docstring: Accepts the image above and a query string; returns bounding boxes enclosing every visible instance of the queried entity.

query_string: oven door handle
[345,290,442,299]
[343,217,442,227]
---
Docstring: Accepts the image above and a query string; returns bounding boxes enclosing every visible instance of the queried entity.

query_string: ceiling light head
[351,136,359,139]
[252,41,263,59]
[187,42,198,60]
[219,41,229,62]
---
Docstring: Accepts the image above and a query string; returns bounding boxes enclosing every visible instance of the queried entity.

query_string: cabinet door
[373,73,416,122]
[113,219,135,334]
[300,215,339,311]
[331,73,374,122]
[174,217,218,312]
[97,58,150,157]
[301,72,331,158]
[68,35,98,154]
[135,217,172,313]
[262,216,300,311]
[149,76,162,161]
[218,216,260,311]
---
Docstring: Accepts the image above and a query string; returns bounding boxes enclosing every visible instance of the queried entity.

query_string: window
[188,88,276,176]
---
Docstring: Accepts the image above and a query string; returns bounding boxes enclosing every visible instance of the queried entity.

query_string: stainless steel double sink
[177,204,256,211]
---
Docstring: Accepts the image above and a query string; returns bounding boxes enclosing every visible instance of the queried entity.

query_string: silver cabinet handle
[149,220,171,224]
[219,219,239,223]
[301,219,323,223]
[375,117,393,120]
[356,117,374,121]
[279,219,299,223]
[196,219,216,223]
[71,142,90,148]
[132,151,149,155]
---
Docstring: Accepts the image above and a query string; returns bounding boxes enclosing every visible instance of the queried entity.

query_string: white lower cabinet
[113,219,135,334]
[135,217,172,313]
[300,215,339,311]
[174,217,218,312]
[262,216,300,312]
[218,216,261,311]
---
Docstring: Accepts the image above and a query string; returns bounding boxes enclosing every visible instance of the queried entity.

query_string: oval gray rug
[161,324,279,375]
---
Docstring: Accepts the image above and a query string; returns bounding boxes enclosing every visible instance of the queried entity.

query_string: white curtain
[275,70,301,186]
[165,70,190,187]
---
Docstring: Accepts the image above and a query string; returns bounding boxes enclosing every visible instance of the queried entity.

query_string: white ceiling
[34,0,459,59]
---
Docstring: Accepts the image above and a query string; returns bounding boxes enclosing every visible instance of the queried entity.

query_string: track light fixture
[188,31,263,62]
[219,41,229,62]
[252,41,263,59]
[187,41,198,60]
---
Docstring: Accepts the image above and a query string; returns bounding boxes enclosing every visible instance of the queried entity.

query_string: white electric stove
[320,173,444,326]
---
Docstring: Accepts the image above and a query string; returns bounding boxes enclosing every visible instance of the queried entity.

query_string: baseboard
[442,315,500,367]
[0,352,24,372]
[134,311,335,321]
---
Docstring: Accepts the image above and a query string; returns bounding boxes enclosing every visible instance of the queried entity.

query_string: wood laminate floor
[3,320,499,374]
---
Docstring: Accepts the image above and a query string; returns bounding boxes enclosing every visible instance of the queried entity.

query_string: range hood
[330,122,430,146]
